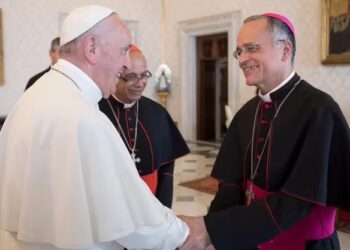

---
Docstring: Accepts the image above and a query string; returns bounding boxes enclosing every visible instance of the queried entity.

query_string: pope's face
[97,15,131,98]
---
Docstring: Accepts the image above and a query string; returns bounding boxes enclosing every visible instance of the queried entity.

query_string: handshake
[178,215,215,250]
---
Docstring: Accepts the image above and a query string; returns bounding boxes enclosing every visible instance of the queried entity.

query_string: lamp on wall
[155,63,171,108]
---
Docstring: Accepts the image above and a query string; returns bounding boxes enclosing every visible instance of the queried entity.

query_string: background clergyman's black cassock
[204,74,350,250]
[99,96,189,208]
[25,67,50,90]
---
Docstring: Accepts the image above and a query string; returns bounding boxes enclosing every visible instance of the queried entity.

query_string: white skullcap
[60,5,114,46]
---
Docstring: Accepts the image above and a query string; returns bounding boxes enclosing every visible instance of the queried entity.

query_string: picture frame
[0,8,4,84]
[321,0,350,64]
[124,20,138,44]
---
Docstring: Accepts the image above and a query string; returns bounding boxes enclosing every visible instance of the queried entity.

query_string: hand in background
[178,215,214,250]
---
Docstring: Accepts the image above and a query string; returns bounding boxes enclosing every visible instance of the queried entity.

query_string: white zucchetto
[60,5,114,46]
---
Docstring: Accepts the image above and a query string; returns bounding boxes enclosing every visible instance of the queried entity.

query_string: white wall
[0,0,163,115]
[165,0,350,137]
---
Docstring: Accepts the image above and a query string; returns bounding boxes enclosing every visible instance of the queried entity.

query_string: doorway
[196,33,228,142]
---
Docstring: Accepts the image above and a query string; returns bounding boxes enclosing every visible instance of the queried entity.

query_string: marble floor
[172,140,350,249]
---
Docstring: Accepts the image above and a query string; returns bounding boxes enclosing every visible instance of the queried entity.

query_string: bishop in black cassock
[179,13,350,250]
[99,45,189,208]
[205,73,350,249]
[99,95,189,208]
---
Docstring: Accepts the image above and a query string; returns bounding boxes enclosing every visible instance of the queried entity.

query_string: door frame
[178,11,242,140]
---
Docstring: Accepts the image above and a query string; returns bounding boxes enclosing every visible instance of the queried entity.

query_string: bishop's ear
[281,40,292,62]
[83,35,98,64]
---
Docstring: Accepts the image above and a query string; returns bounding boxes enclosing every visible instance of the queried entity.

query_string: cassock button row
[263,103,272,109]
[260,119,268,125]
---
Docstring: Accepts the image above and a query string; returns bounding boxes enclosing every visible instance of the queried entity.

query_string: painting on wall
[322,0,350,64]
[0,8,4,84]
[125,20,138,44]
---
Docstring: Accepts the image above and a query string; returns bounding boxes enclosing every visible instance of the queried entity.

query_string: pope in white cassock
[0,5,189,250]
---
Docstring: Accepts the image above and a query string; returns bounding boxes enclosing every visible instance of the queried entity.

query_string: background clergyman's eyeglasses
[120,70,152,83]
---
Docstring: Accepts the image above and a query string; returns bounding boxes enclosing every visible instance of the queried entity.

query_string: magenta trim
[138,120,155,171]
[281,189,326,207]
[160,159,175,166]
[263,198,282,232]
[246,182,335,249]
[265,124,272,190]
[243,139,253,185]
[124,108,133,146]
[262,12,295,35]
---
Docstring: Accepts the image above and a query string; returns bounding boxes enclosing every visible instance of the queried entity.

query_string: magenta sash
[245,181,335,250]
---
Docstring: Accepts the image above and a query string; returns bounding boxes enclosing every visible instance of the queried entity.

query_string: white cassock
[0,59,189,250]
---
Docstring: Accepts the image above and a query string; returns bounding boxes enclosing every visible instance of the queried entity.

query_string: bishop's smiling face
[236,18,286,94]
[116,51,148,103]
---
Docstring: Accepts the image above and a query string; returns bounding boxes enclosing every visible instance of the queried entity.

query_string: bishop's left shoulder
[297,80,343,115]
[299,81,337,104]
[139,96,168,113]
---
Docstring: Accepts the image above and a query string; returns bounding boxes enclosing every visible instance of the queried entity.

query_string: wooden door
[196,33,228,141]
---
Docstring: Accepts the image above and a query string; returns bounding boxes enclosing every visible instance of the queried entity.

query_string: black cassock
[99,96,189,208]
[25,67,50,90]
[204,74,350,250]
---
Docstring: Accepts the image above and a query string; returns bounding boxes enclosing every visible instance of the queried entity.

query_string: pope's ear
[83,35,98,64]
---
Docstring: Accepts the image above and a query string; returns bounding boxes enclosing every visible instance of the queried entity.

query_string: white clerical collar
[111,94,136,109]
[259,71,295,102]
[52,59,102,105]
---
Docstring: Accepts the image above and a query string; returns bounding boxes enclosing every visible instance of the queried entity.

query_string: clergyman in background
[25,36,60,90]
[99,44,190,208]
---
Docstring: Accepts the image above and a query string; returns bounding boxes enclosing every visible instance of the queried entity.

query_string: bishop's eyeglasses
[233,40,285,59]
[120,70,152,83]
